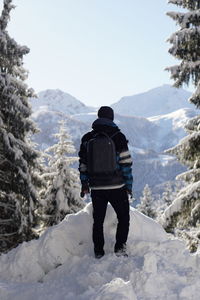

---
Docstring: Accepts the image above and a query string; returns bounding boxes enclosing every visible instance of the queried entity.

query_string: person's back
[78,106,133,258]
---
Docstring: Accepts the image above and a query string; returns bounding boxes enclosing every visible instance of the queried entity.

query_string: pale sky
[4,0,184,106]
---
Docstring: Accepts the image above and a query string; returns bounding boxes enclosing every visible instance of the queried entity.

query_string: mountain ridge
[111,84,193,117]
[31,89,95,116]
[31,84,194,119]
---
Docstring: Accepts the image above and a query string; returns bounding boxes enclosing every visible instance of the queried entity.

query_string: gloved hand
[127,189,133,199]
[80,182,90,198]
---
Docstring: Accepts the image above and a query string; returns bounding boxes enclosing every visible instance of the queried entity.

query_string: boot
[114,243,128,257]
[94,248,105,259]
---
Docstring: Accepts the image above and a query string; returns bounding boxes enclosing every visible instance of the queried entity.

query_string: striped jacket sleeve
[78,136,89,184]
[118,144,133,191]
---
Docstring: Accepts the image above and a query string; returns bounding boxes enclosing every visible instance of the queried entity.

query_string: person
[78,106,133,258]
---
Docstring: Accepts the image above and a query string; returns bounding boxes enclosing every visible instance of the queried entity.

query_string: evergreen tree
[41,120,84,226]
[137,184,156,219]
[155,181,183,222]
[0,0,41,252]
[163,0,200,230]
[166,0,200,104]
[162,182,174,206]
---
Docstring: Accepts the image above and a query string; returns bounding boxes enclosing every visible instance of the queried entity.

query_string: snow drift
[0,203,200,300]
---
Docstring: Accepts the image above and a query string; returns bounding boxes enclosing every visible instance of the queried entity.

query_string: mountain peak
[111,84,193,118]
[38,89,74,99]
[31,89,93,115]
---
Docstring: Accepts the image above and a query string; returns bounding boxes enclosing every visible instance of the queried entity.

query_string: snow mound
[0,203,200,300]
[0,204,167,283]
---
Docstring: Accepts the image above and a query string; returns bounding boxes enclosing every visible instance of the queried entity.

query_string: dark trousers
[91,187,130,253]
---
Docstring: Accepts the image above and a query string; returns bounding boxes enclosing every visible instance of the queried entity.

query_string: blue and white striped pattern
[79,163,89,182]
[118,150,133,191]
[119,150,132,165]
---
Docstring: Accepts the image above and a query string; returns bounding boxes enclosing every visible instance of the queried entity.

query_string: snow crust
[0,203,200,300]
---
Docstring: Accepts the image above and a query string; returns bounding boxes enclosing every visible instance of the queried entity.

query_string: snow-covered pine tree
[137,184,156,219]
[155,181,183,222]
[162,182,174,207]
[0,0,41,252]
[155,183,174,221]
[41,120,84,226]
[163,0,200,231]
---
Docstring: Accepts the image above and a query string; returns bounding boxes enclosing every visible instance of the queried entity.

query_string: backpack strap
[93,132,109,138]
[110,131,119,139]
[93,131,119,139]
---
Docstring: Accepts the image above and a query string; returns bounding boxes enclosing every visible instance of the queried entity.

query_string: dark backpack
[87,132,118,176]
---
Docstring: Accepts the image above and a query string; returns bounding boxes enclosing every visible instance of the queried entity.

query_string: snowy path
[0,204,200,300]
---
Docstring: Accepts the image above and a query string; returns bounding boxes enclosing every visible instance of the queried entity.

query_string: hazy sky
[5,0,184,106]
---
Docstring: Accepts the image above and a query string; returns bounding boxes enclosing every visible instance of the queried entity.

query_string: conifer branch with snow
[162,0,200,244]
[0,0,43,252]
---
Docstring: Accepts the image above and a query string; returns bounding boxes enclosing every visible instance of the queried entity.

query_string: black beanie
[97,106,114,121]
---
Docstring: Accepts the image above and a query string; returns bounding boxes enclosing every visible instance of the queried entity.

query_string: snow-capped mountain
[30,85,199,199]
[147,108,198,151]
[31,89,95,115]
[72,112,159,150]
[32,108,190,198]
[111,84,193,117]
[72,107,198,152]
